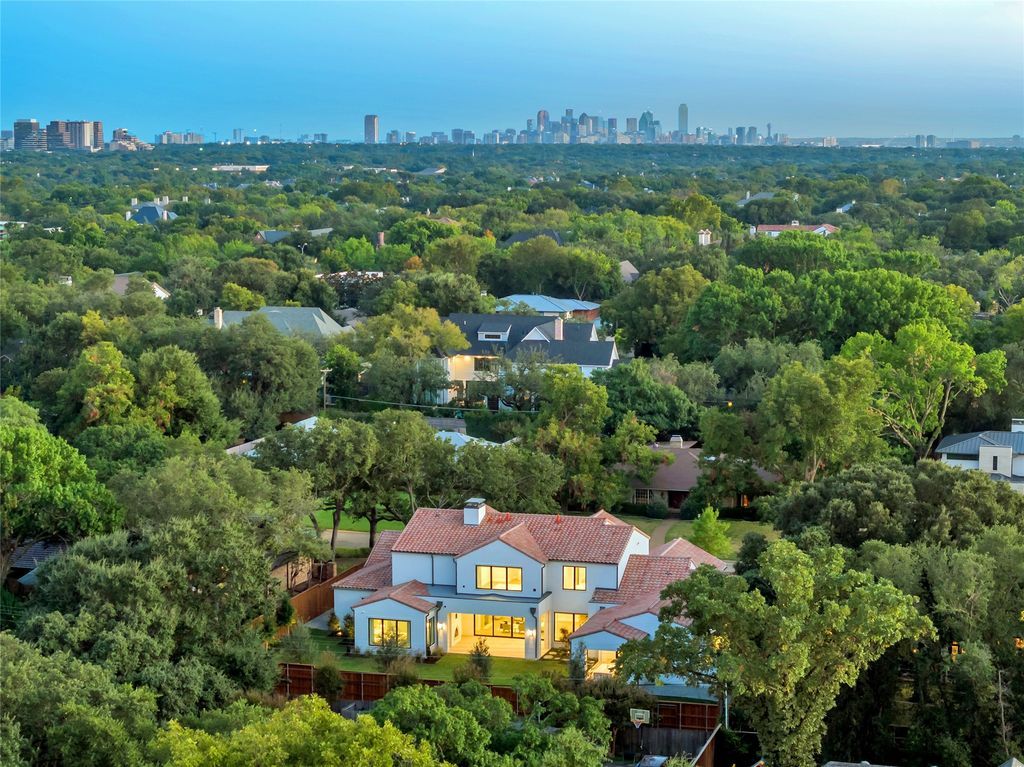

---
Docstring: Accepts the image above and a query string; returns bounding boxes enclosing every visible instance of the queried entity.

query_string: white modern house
[935,419,1024,493]
[750,221,838,237]
[333,500,725,673]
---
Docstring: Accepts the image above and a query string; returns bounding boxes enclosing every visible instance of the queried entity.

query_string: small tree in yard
[375,636,419,687]
[468,638,492,681]
[277,621,316,664]
[314,652,343,701]
[690,505,732,559]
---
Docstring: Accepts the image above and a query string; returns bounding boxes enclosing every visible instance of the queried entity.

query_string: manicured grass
[665,518,780,559]
[300,630,566,684]
[311,505,405,533]
[611,514,664,536]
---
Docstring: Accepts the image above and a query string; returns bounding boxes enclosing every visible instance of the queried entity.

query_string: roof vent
[464,498,486,526]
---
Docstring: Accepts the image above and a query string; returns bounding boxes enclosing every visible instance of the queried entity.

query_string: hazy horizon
[2,1,1022,141]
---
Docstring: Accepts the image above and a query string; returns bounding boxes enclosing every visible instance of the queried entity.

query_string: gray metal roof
[257,230,291,244]
[445,313,616,369]
[499,294,599,314]
[935,430,1024,455]
[217,306,344,338]
[130,202,177,224]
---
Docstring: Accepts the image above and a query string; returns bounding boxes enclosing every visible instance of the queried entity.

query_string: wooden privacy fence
[276,663,718,731]
[288,563,364,624]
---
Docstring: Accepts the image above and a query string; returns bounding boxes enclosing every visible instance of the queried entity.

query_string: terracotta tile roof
[569,593,667,641]
[457,523,548,563]
[589,509,629,526]
[591,554,698,604]
[392,507,637,564]
[352,580,434,613]
[650,538,727,570]
[334,531,401,591]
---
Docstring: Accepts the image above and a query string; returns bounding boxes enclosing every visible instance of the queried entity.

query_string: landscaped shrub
[643,500,669,519]
[327,611,341,635]
[468,638,492,681]
[314,653,343,701]
[276,622,316,664]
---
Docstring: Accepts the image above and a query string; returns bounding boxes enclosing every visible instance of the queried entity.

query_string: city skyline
[2,2,1021,141]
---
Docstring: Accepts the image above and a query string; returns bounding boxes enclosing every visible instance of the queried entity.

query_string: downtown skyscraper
[363,114,379,144]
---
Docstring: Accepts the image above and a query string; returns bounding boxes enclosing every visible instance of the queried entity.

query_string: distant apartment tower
[45,120,102,150]
[677,103,688,134]
[626,117,638,133]
[14,119,46,150]
[926,134,937,148]
[745,126,757,145]
[232,128,244,143]
[537,109,549,132]
[313,132,328,143]
[404,131,416,144]
[915,134,925,148]
[363,115,379,144]
[386,129,400,144]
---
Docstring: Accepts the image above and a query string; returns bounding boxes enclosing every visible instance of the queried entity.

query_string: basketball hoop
[632,718,643,729]
[629,707,650,729]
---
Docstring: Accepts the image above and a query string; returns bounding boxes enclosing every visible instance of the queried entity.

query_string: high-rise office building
[313,133,328,144]
[451,128,464,145]
[363,115,379,144]
[537,110,549,132]
[926,134,937,148]
[404,131,416,144]
[626,117,638,133]
[915,134,925,148]
[767,122,772,144]
[14,119,46,150]
[639,111,656,142]
[45,120,102,150]
[232,128,244,143]
[677,103,688,135]
[746,126,757,145]
[386,129,400,144]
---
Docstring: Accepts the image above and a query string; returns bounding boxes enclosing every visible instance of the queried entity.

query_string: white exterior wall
[436,593,549,659]
[353,599,432,655]
[334,587,374,618]
[940,456,979,470]
[543,561,617,614]
[621,612,660,636]
[570,631,627,654]
[979,445,1014,478]
[391,552,455,586]
[616,529,650,581]
[455,540,544,597]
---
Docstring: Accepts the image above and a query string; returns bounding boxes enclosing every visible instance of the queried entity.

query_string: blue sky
[2,1,1022,140]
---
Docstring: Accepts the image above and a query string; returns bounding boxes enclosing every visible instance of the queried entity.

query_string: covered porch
[445,612,531,659]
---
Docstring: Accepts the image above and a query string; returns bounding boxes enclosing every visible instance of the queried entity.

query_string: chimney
[213,307,224,330]
[182,195,188,203]
[463,497,486,526]
[161,210,168,220]
[375,231,386,249]
[1012,418,1024,434]
[161,195,170,205]
[553,317,563,341]
[669,434,685,448]
[791,220,800,226]
[125,210,131,220]
[130,197,138,206]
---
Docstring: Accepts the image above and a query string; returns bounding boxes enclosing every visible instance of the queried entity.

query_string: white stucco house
[935,418,1024,493]
[332,500,725,674]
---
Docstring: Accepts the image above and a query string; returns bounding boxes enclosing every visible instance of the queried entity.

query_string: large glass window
[476,565,523,591]
[426,615,437,647]
[562,566,586,591]
[474,614,526,638]
[554,612,588,643]
[369,618,411,648]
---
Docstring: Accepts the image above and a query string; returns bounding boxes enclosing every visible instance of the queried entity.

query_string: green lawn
[611,514,664,536]
[665,518,780,559]
[299,630,566,685]
[312,505,406,533]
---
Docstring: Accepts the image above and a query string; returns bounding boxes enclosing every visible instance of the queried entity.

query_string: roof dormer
[477,320,511,343]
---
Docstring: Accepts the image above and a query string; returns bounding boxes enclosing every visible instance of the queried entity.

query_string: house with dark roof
[935,419,1024,493]
[332,500,725,668]
[127,202,177,225]
[439,313,618,404]
[210,306,345,338]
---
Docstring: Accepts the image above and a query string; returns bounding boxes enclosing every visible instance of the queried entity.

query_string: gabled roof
[456,523,548,563]
[10,540,66,571]
[650,538,727,569]
[257,230,291,244]
[619,260,640,283]
[499,295,600,314]
[392,507,638,565]
[217,306,344,337]
[589,510,628,526]
[130,202,177,224]
[335,530,401,590]
[935,430,1024,455]
[352,580,434,613]
[630,444,703,492]
[111,272,169,299]
[591,553,698,604]
[444,313,616,369]
[755,223,838,234]
[569,593,667,641]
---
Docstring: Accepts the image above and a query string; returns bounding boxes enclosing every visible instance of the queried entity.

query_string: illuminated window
[554,612,588,643]
[474,614,526,638]
[426,615,437,647]
[476,565,523,591]
[562,566,586,591]
[369,618,411,648]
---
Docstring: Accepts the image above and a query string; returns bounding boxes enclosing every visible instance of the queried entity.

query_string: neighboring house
[256,228,333,245]
[499,229,564,248]
[697,229,713,246]
[498,294,600,321]
[619,260,640,284]
[111,272,170,300]
[435,431,499,449]
[332,500,725,667]
[835,200,856,214]
[750,221,838,237]
[210,305,345,338]
[440,313,618,403]
[6,540,67,592]
[935,419,1024,493]
[628,436,779,510]
[734,191,775,208]
[127,201,177,224]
